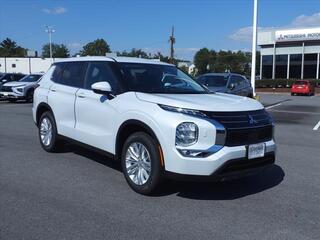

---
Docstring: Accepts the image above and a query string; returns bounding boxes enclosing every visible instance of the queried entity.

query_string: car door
[47,61,87,139]
[74,61,120,152]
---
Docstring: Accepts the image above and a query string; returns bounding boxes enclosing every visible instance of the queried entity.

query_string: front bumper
[0,91,24,99]
[163,139,276,176]
[165,152,275,181]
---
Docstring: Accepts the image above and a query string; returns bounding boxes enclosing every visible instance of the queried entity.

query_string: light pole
[251,0,258,97]
[45,25,55,62]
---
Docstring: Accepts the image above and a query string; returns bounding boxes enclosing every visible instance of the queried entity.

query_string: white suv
[33,57,276,195]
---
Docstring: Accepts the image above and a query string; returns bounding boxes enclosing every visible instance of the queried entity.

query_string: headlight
[176,122,198,146]
[159,104,207,118]
[15,87,23,93]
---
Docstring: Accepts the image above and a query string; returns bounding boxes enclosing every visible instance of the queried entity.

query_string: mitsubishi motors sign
[275,28,320,42]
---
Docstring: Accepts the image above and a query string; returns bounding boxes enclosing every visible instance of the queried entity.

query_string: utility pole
[169,26,175,64]
[250,0,258,97]
[45,25,55,62]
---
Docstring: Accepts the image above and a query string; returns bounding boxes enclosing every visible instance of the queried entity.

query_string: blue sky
[1,0,320,60]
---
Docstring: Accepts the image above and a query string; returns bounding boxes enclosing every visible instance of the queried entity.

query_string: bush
[256,79,320,88]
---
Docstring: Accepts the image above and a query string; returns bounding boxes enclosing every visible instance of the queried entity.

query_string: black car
[196,73,253,98]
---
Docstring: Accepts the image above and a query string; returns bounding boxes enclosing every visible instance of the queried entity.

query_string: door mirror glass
[91,81,112,95]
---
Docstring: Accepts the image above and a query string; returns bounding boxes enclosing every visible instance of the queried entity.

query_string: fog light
[176,122,198,147]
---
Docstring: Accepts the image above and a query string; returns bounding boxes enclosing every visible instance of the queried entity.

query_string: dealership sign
[275,28,320,42]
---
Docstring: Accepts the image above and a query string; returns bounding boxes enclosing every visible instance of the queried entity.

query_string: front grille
[202,109,273,146]
[1,86,12,92]
[226,125,273,146]
[216,153,275,175]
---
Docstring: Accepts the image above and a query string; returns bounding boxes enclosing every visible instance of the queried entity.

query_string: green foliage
[80,39,111,56]
[0,38,26,57]
[256,79,320,88]
[117,48,150,58]
[42,43,70,58]
[194,48,260,76]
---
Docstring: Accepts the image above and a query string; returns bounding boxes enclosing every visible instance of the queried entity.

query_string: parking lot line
[313,120,320,131]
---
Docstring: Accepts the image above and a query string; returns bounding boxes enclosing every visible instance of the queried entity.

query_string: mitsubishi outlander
[33,57,276,195]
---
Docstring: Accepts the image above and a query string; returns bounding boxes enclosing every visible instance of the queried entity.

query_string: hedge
[256,79,320,88]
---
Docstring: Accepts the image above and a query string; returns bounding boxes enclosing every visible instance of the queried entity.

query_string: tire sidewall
[121,132,162,195]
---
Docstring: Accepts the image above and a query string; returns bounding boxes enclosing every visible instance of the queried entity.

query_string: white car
[0,74,43,102]
[33,57,276,195]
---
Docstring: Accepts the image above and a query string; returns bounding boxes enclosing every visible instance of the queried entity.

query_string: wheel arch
[36,102,54,125]
[115,119,162,162]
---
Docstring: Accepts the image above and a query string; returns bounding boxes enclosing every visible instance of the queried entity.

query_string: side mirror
[91,81,115,99]
[229,83,235,90]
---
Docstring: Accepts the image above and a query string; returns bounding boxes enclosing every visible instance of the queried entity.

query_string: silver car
[197,73,253,98]
[0,74,43,103]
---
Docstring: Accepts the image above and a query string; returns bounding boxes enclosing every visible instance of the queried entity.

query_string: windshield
[19,74,42,82]
[118,63,207,94]
[204,75,228,87]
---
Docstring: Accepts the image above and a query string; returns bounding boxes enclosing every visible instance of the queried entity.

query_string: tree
[117,48,149,58]
[80,39,111,56]
[0,38,26,57]
[42,43,70,58]
[193,48,211,74]
[193,48,260,76]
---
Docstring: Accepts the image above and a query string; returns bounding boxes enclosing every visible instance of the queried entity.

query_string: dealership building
[258,27,320,79]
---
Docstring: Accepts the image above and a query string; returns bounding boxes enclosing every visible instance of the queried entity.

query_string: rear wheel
[38,111,63,152]
[121,132,163,195]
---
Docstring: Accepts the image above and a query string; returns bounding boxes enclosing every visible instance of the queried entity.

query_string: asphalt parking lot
[0,94,319,240]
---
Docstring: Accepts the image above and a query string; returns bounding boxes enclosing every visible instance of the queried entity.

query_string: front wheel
[38,111,62,152]
[121,132,163,195]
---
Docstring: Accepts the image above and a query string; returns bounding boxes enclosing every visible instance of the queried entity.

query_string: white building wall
[0,57,59,74]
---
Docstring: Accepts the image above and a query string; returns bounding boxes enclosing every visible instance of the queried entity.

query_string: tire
[26,90,34,103]
[121,132,163,195]
[8,99,17,103]
[38,111,62,152]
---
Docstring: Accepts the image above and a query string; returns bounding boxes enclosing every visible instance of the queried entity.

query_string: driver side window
[84,62,118,92]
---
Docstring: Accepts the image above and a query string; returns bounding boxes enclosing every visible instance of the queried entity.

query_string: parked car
[196,73,253,97]
[0,73,43,102]
[33,57,276,195]
[0,73,26,93]
[291,80,315,96]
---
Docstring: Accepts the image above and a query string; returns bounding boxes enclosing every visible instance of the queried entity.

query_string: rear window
[295,81,308,85]
[52,62,87,88]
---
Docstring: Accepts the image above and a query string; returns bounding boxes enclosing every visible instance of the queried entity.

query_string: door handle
[50,89,56,92]
[78,93,86,98]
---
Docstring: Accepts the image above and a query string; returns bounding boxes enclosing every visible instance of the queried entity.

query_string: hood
[206,86,227,93]
[3,81,32,87]
[136,92,263,112]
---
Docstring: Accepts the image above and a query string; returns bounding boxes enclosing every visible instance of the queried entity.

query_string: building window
[275,55,288,79]
[262,55,273,79]
[12,64,16,68]
[289,54,302,79]
[304,54,317,79]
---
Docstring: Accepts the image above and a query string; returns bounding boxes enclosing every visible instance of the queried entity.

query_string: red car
[291,80,315,96]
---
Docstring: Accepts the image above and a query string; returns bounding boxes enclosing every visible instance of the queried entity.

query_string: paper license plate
[248,143,265,159]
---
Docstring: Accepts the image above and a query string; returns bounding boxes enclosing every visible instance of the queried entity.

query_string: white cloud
[42,7,67,15]
[291,12,320,27]
[229,26,256,42]
[230,12,320,43]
